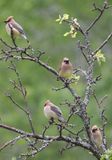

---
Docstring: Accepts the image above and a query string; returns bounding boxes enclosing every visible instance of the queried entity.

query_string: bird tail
[21,34,30,43]
[58,116,66,124]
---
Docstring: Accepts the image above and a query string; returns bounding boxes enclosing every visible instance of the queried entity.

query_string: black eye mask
[92,128,98,133]
[64,60,69,64]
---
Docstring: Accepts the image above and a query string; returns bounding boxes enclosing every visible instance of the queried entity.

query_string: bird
[4,16,29,42]
[58,57,73,79]
[44,100,65,123]
[91,125,102,148]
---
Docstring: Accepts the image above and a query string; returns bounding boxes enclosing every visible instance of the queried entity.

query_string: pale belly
[44,107,58,119]
[59,70,72,78]
[5,24,20,37]
[93,134,102,146]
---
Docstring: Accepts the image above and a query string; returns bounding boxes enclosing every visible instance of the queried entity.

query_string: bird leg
[57,124,63,137]
[49,117,54,125]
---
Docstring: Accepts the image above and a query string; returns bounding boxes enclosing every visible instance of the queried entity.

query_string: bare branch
[93,32,112,55]
[85,1,111,33]
[0,38,14,49]
[6,92,35,134]
[0,135,25,152]
[0,123,101,159]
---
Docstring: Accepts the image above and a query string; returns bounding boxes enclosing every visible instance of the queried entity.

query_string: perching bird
[91,125,102,148]
[4,16,29,42]
[44,100,65,123]
[59,57,73,79]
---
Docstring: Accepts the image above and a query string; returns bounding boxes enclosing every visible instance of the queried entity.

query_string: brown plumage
[4,16,28,41]
[91,125,102,147]
[44,100,65,123]
[59,57,73,79]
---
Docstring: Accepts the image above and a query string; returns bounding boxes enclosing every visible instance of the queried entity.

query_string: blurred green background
[0,0,112,159]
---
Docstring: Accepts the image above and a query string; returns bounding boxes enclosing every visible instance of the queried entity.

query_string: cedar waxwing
[91,125,102,147]
[59,57,73,79]
[4,16,29,42]
[44,100,65,123]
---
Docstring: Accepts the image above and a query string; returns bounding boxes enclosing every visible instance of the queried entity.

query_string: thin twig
[85,1,110,33]
[93,32,112,55]
[0,135,25,151]
[6,93,35,134]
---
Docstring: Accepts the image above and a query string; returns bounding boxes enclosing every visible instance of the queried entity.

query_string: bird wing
[50,105,62,117]
[10,22,26,35]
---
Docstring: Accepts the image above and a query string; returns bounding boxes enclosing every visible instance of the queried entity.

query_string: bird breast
[62,63,72,70]
[44,106,58,119]
[5,23,20,37]
[92,131,102,145]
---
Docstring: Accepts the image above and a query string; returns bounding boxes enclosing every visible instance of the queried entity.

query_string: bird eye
[92,128,97,132]
[64,60,69,63]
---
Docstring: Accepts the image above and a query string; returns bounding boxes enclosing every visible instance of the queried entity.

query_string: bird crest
[4,16,14,23]
[44,100,51,107]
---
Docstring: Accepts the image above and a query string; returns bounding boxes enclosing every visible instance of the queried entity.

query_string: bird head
[44,100,51,107]
[4,16,14,23]
[91,125,99,133]
[63,57,69,64]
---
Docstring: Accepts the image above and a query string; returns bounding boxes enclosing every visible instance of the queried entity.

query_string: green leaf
[95,50,106,65]
[56,14,69,24]
[100,148,112,160]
